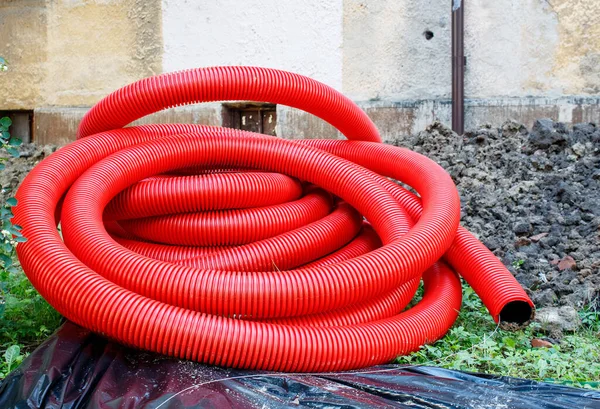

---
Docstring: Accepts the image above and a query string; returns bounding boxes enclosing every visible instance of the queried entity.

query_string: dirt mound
[0,144,56,202]
[394,119,599,309]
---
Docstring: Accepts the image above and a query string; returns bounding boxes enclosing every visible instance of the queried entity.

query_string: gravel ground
[1,119,598,310]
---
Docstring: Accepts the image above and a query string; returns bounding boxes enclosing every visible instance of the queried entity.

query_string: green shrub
[0,59,62,377]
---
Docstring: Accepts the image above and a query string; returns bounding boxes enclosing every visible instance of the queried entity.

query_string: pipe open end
[498,301,535,331]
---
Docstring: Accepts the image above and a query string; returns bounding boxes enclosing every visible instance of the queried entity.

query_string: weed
[512,259,525,270]
[397,284,600,389]
[0,268,61,378]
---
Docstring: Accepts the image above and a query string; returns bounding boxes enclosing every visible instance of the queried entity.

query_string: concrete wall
[277,96,600,143]
[1,0,599,145]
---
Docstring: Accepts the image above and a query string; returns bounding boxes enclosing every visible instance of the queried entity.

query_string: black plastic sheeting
[1,322,599,409]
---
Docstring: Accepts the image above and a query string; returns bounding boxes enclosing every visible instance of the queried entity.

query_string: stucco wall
[1,0,600,144]
[162,0,344,90]
[342,0,452,101]
[550,0,600,95]
[342,0,600,101]
[0,1,48,109]
[0,0,162,110]
[3,0,600,107]
[464,0,560,98]
[43,0,162,107]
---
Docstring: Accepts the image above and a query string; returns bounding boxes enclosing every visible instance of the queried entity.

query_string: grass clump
[0,268,61,378]
[396,284,600,389]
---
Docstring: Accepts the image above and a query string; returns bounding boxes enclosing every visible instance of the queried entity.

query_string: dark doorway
[222,103,276,136]
[0,110,33,143]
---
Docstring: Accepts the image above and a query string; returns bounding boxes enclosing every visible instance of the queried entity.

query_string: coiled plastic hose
[14,67,534,372]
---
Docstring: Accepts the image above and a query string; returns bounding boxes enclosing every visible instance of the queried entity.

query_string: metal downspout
[452,0,465,134]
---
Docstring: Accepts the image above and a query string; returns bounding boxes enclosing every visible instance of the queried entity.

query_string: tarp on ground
[1,322,599,409]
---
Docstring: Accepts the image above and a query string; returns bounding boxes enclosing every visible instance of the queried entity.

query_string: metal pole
[452,0,465,135]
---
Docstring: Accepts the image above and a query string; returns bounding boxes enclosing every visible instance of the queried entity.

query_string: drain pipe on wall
[452,0,465,135]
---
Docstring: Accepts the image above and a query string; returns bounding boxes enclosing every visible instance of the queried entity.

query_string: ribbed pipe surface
[14,66,534,372]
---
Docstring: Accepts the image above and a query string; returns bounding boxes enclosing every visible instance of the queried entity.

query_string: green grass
[0,268,61,378]
[396,284,600,389]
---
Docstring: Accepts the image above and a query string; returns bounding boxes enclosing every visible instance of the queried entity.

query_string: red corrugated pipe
[14,67,533,372]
